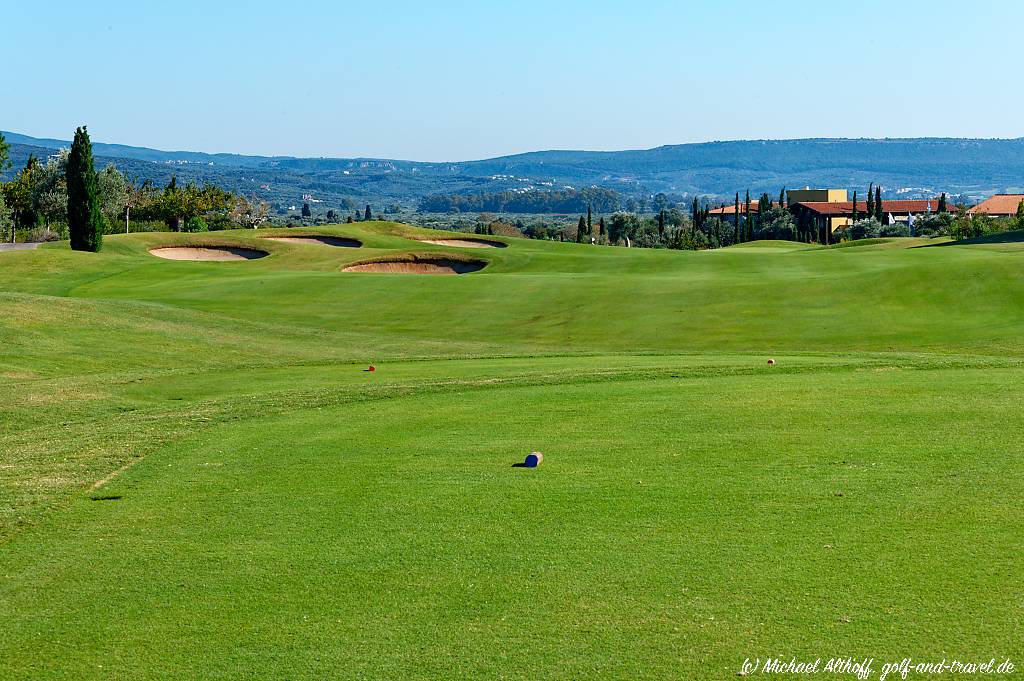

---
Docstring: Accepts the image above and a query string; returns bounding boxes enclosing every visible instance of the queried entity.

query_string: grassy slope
[1,224,1022,678]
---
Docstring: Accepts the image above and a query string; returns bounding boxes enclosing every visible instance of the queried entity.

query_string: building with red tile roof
[789,198,945,241]
[708,200,776,219]
[968,194,1024,217]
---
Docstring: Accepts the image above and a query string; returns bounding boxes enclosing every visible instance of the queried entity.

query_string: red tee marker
[367,365,376,372]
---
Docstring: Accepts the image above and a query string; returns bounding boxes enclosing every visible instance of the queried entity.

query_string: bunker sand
[342,258,486,275]
[149,247,268,261]
[415,238,506,249]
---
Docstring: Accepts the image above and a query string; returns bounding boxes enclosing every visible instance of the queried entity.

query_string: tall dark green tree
[586,204,592,234]
[657,209,665,236]
[874,186,883,222]
[733,192,740,243]
[744,190,752,242]
[866,183,874,218]
[576,215,587,243]
[779,187,786,209]
[67,126,104,252]
[851,190,858,223]
[301,203,311,218]
[691,196,699,225]
[598,216,606,238]
[938,193,948,213]
[364,204,372,221]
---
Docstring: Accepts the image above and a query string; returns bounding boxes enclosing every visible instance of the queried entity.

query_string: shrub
[182,216,208,233]
[880,223,910,237]
[848,218,882,240]
[205,213,234,231]
[27,226,63,242]
[912,212,953,236]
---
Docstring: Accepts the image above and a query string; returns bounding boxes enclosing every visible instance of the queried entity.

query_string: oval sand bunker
[415,238,506,249]
[149,247,268,261]
[263,236,362,248]
[342,258,486,275]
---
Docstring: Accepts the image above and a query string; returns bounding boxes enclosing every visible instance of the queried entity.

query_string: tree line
[418,187,620,214]
[0,129,270,249]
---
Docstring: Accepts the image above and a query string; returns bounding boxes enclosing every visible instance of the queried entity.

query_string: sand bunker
[263,236,362,248]
[342,258,486,275]
[149,247,268,261]
[415,238,506,249]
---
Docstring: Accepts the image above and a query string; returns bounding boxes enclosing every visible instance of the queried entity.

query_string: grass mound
[932,229,1024,247]
[726,239,817,251]
[263,235,362,248]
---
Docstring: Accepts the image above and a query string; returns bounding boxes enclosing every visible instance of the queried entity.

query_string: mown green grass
[1,223,1022,678]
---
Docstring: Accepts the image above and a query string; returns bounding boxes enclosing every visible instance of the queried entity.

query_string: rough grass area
[1,222,1022,679]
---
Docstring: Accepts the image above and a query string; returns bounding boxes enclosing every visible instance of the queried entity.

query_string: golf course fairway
[1,222,1021,679]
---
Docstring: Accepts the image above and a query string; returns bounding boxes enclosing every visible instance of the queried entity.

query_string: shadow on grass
[917,229,1024,248]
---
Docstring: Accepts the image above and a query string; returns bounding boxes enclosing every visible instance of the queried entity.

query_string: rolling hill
[5,131,1024,211]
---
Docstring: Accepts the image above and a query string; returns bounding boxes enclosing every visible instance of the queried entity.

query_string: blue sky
[3,0,1021,160]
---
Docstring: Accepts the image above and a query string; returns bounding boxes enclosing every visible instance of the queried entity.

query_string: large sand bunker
[149,246,268,261]
[414,238,506,249]
[263,236,362,248]
[342,257,486,275]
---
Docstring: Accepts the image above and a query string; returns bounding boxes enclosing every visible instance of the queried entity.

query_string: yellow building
[786,188,848,205]
[787,188,851,231]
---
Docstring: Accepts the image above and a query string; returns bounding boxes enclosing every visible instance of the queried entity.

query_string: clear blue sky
[3,0,1021,161]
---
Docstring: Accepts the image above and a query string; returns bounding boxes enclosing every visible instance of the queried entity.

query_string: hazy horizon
[6,0,1023,161]
[9,129,1024,165]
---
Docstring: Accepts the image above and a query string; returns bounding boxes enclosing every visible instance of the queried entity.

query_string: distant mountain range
[4,131,1024,213]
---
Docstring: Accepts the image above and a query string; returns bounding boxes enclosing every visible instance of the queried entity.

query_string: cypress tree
[866,183,874,218]
[658,209,665,236]
[851,190,858,223]
[779,186,786,209]
[875,186,883,222]
[364,204,372,221]
[598,216,606,238]
[576,215,587,243]
[691,196,699,225]
[938,193,947,213]
[733,192,740,243]
[67,126,104,252]
[744,190,752,242]
[586,204,592,233]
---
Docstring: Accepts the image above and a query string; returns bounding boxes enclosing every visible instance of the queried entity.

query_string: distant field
[1,224,1021,678]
